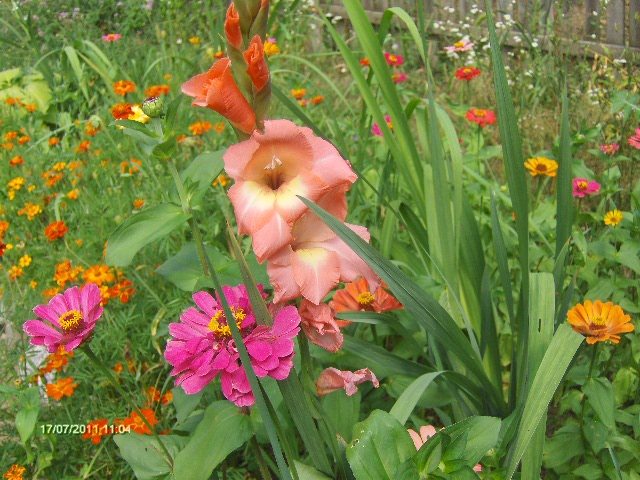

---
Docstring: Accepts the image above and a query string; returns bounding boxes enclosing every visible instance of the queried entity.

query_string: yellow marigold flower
[29,280,38,289]
[8,265,23,280]
[264,40,280,56]
[213,121,225,134]
[604,209,623,227]
[85,122,100,137]
[290,88,306,100]
[567,300,634,344]
[2,142,15,150]
[67,189,80,200]
[27,184,36,192]
[188,36,201,45]
[523,156,558,177]
[189,121,212,136]
[18,255,32,268]
[212,174,230,188]
[3,464,26,480]
[67,160,83,171]
[8,177,26,191]
[8,190,15,200]
[17,202,43,221]
[53,161,67,171]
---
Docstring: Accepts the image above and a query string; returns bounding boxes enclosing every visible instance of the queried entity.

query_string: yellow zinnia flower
[604,209,623,227]
[567,300,634,344]
[523,156,558,177]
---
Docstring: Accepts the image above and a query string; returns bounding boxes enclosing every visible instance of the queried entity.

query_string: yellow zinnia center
[58,310,83,332]
[454,41,465,48]
[357,291,375,306]
[208,307,246,338]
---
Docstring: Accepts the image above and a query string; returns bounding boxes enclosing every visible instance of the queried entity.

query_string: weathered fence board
[320,0,640,56]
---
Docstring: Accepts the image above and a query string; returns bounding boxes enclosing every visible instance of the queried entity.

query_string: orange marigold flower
[9,155,24,167]
[2,142,15,151]
[146,386,161,404]
[54,260,84,287]
[46,377,78,401]
[42,345,73,373]
[120,158,142,175]
[76,140,91,153]
[24,103,37,112]
[67,189,80,200]
[567,300,634,344]
[83,418,110,444]
[188,121,213,136]
[113,362,124,374]
[144,84,170,97]
[48,136,60,146]
[113,80,137,96]
[85,122,100,137]
[0,242,6,258]
[3,131,18,141]
[111,103,134,120]
[8,265,23,280]
[5,97,22,106]
[117,408,158,435]
[110,279,135,303]
[133,198,145,209]
[83,264,115,286]
[160,390,173,405]
[44,221,69,241]
[311,95,324,105]
[291,88,306,100]
[330,277,403,319]
[3,464,26,480]
[213,121,225,134]
[0,220,9,238]
[18,135,30,145]
[212,173,229,188]
[43,287,61,299]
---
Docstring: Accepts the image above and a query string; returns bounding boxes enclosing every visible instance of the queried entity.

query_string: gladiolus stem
[579,343,599,436]
[80,345,174,467]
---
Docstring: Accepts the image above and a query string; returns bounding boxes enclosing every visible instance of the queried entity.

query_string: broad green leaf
[506,324,583,478]
[114,434,185,480]
[390,372,442,425]
[584,378,616,430]
[173,401,253,480]
[180,150,224,195]
[172,388,202,424]
[322,390,361,443]
[347,410,418,479]
[556,86,574,267]
[439,416,501,466]
[16,387,39,445]
[294,461,332,480]
[106,203,190,266]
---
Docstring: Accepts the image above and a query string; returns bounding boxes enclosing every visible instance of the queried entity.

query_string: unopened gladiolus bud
[244,35,269,91]
[142,96,164,118]
[224,4,243,50]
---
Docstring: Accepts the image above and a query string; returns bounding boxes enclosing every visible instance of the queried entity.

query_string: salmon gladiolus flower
[567,300,634,344]
[23,283,103,352]
[182,58,256,134]
[224,3,242,49]
[266,188,378,305]
[224,119,357,261]
[299,300,343,352]
[244,35,270,91]
[316,367,379,396]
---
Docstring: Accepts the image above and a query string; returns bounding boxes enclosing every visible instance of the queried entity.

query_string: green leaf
[106,203,190,266]
[172,388,202,424]
[390,372,442,425]
[439,416,501,466]
[556,85,574,266]
[294,461,332,480]
[322,390,361,443]
[180,150,224,195]
[584,378,616,430]
[16,387,39,445]
[506,324,584,478]
[173,401,253,480]
[346,410,419,479]
[114,434,185,480]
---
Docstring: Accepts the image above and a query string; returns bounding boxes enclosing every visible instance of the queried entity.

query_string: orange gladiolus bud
[181,57,256,134]
[244,35,269,91]
[225,3,243,49]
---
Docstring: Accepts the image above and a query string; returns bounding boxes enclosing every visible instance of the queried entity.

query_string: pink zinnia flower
[627,128,640,149]
[392,72,408,84]
[23,283,103,353]
[164,285,300,406]
[599,143,619,155]
[572,177,601,198]
[299,300,343,352]
[223,119,357,261]
[384,52,404,67]
[102,33,122,42]
[445,37,474,54]
[316,367,379,396]
[371,115,393,137]
[266,188,378,305]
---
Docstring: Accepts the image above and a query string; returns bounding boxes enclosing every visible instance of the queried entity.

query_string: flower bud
[244,35,269,91]
[142,96,164,118]
[224,4,243,50]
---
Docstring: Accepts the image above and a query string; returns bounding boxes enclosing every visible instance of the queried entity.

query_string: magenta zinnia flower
[572,177,601,198]
[627,128,640,149]
[164,284,301,406]
[371,115,392,137]
[23,283,103,353]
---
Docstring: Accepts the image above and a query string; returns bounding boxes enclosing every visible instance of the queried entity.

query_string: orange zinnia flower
[244,35,269,91]
[567,300,634,344]
[44,221,68,241]
[113,80,137,96]
[330,277,403,316]
[46,377,78,401]
[181,57,256,134]
[83,418,110,444]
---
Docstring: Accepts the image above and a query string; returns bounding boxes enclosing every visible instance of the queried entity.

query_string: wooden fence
[319,0,640,56]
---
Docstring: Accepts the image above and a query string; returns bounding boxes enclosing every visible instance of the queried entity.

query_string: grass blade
[389,372,443,425]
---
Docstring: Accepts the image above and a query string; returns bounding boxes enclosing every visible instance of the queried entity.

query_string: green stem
[81,345,174,467]
[579,343,599,435]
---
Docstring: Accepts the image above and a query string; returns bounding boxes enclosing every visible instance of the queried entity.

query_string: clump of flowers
[188,120,212,136]
[23,283,103,352]
[466,108,496,128]
[524,157,558,177]
[164,284,301,406]
[567,300,634,344]
[572,177,600,198]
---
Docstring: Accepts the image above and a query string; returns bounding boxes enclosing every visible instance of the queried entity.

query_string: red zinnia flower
[466,108,496,128]
[455,66,481,81]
